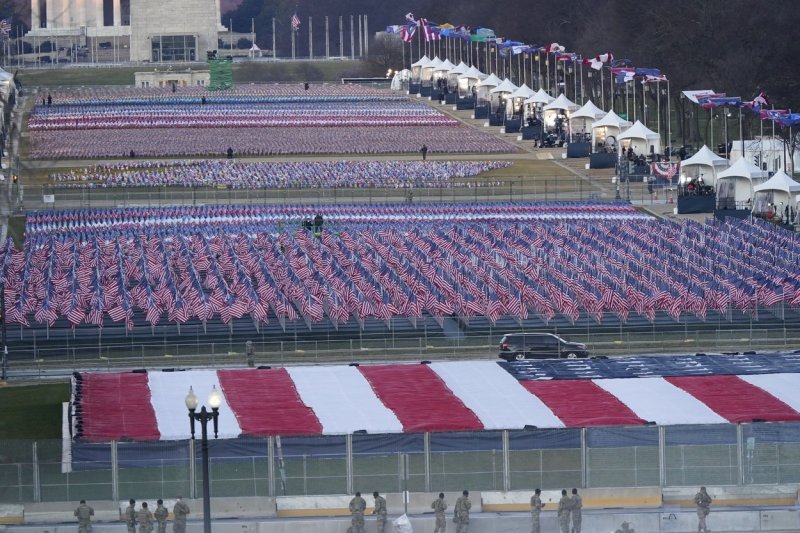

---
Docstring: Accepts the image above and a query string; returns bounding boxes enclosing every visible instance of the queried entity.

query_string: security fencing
[30,177,660,211]
[1,422,799,503]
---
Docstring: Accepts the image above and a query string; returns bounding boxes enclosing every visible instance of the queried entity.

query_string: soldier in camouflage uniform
[372,491,387,533]
[125,499,137,533]
[349,491,367,533]
[137,502,153,533]
[694,486,712,533]
[530,489,544,533]
[557,490,571,533]
[454,490,471,533]
[74,500,94,533]
[571,488,583,533]
[172,496,190,533]
[153,499,168,533]
[432,492,448,533]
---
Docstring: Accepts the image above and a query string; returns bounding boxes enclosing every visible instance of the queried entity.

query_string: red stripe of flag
[666,375,800,423]
[218,368,323,436]
[359,364,483,432]
[520,380,646,427]
[79,372,160,441]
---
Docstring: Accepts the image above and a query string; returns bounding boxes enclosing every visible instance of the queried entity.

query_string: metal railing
[2,422,798,503]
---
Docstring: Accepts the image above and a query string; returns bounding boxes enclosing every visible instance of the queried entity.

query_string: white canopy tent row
[541,93,579,132]
[715,157,769,209]
[420,56,444,85]
[457,65,486,98]
[753,170,800,219]
[591,110,631,153]
[504,83,535,118]
[617,121,661,160]
[522,88,555,123]
[729,138,800,175]
[679,145,729,186]
[432,58,456,87]
[569,100,606,143]
[474,73,503,107]
[446,61,469,90]
[410,55,432,84]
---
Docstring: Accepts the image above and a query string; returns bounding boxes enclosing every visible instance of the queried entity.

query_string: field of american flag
[4,200,800,366]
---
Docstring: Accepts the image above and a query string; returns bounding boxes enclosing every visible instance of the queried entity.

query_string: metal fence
[7,316,800,376]
[29,177,662,211]
[2,422,799,503]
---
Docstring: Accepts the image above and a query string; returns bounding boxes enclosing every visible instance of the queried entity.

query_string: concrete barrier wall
[1,509,798,533]
[481,487,662,511]
[0,504,24,524]
[662,485,799,508]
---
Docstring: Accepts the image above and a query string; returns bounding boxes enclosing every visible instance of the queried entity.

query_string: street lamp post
[185,386,221,533]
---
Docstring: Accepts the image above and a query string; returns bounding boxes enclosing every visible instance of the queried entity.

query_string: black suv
[498,333,589,360]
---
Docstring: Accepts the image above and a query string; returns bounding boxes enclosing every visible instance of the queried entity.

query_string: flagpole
[291,25,295,60]
[308,16,313,59]
[339,16,344,58]
[272,17,276,60]
[600,68,604,111]
[350,15,355,60]
[325,16,329,58]
[739,107,744,162]
[667,80,672,160]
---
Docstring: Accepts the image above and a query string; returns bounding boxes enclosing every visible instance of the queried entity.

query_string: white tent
[525,88,555,106]
[489,79,518,115]
[679,145,729,186]
[591,110,631,152]
[505,83,534,117]
[446,61,469,89]
[390,69,411,91]
[569,101,605,142]
[421,56,443,84]
[715,157,769,208]
[410,55,431,83]
[457,66,485,97]
[475,73,502,104]
[753,170,800,218]
[248,43,262,58]
[729,138,800,175]
[617,120,661,159]
[523,89,555,123]
[433,59,456,84]
[542,93,579,131]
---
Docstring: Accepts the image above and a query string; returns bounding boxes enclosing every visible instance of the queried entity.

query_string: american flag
[291,12,301,32]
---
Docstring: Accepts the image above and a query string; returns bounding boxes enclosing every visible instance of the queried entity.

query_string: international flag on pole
[401,24,416,43]
[291,12,301,32]
[0,18,11,38]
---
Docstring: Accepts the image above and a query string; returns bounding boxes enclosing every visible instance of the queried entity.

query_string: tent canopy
[570,100,605,121]
[717,157,768,181]
[447,61,469,76]
[753,170,800,194]
[458,65,485,81]
[617,120,661,157]
[490,78,519,94]
[525,88,555,106]
[617,120,659,142]
[434,59,457,73]
[507,83,535,100]
[411,55,431,68]
[591,109,631,130]
[682,145,728,168]
[542,93,578,112]
[476,73,502,88]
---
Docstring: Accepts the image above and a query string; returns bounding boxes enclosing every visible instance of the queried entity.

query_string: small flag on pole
[0,18,11,38]
[291,12,301,32]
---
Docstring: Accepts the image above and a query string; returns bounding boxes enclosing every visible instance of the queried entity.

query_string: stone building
[26,0,225,62]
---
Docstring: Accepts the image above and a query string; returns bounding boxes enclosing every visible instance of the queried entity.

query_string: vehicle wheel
[566,352,578,359]
[514,353,526,361]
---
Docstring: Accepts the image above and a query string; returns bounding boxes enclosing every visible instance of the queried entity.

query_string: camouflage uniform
[349,493,367,533]
[125,502,137,533]
[530,493,543,533]
[432,495,448,533]
[557,493,572,533]
[154,503,168,533]
[694,487,712,533]
[137,504,153,533]
[571,491,583,533]
[373,494,387,533]
[74,502,94,533]
[172,499,190,533]
[454,493,471,533]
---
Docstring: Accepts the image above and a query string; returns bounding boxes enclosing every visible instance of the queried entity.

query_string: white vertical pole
[338,16,343,58]
[325,16,329,58]
[272,17,276,60]
[350,15,354,60]
[308,16,312,59]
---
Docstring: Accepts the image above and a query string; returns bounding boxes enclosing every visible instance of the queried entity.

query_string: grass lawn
[0,382,69,439]
[15,60,376,87]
